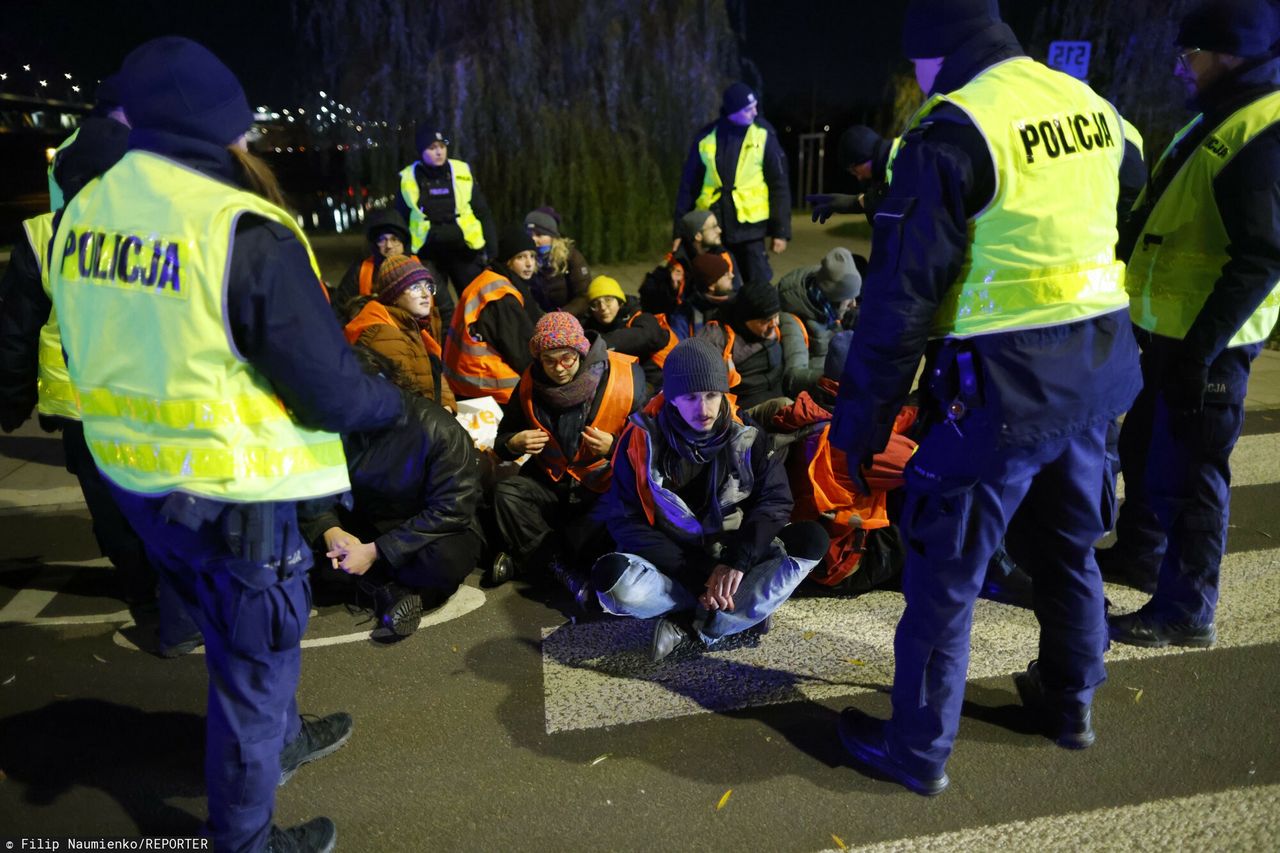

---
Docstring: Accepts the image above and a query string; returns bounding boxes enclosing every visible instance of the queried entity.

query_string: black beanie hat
[838,125,891,171]
[721,82,758,116]
[498,224,536,262]
[735,280,781,320]
[902,0,1002,59]
[119,37,253,146]
[663,339,731,399]
[364,209,410,246]
[415,123,449,154]
[1177,0,1280,58]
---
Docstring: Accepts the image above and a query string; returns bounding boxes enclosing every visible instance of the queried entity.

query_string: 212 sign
[1048,41,1092,80]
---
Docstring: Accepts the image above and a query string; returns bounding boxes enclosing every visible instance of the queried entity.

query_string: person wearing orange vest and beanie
[579,275,673,392]
[443,225,545,404]
[330,209,416,322]
[591,338,828,663]
[344,254,455,411]
[489,312,647,606]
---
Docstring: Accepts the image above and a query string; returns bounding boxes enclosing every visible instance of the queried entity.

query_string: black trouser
[58,418,154,598]
[419,241,484,319]
[389,529,483,605]
[726,237,773,286]
[492,474,607,572]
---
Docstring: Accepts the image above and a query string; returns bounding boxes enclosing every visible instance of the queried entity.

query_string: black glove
[0,405,32,434]
[806,193,861,224]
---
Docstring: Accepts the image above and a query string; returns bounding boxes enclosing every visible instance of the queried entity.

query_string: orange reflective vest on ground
[443,270,523,402]
[517,350,637,493]
[344,298,442,358]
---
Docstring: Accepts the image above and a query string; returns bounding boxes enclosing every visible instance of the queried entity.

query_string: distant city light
[64,73,72,79]
[23,64,31,71]
[38,79,47,87]
[45,147,57,164]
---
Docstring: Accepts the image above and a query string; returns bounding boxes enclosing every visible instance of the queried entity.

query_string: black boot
[548,555,596,612]
[372,582,423,639]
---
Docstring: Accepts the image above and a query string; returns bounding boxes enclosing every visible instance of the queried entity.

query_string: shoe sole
[385,595,423,638]
[836,719,949,797]
[1108,629,1217,649]
[278,726,354,787]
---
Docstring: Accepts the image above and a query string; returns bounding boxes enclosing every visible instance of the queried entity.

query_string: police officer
[48,38,404,851]
[674,83,791,287]
[829,0,1142,794]
[1105,0,1280,648]
[394,123,498,314]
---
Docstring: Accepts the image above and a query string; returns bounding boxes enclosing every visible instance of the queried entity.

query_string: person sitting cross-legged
[591,338,829,662]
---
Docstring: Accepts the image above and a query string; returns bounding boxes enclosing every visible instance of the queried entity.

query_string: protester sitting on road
[489,312,647,608]
[639,209,739,316]
[579,275,674,392]
[777,247,864,390]
[697,279,810,421]
[525,207,592,315]
[591,339,828,662]
[299,348,483,640]
[330,209,419,322]
[344,255,455,411]
[443,225,546,404]
[657,252,739,342]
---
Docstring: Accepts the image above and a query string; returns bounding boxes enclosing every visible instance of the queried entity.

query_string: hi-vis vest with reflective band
[1126,91,1280,347]
[893,58,1130,339]
[49,151,349,501]
[443,269,523,403]
[707,314,808,387]
[24,214,79,420]
[694,124,770,224]
[623,394,756,543]
[629,312,678,367]
[358,257,375,297]
[517,350,637,493]
[398,159,485,253]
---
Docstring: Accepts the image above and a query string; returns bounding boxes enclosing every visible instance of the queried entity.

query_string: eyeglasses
[539,351,580,370]
[1177,47,1202,73]
[589,297,619,310]
[406,281,436,297]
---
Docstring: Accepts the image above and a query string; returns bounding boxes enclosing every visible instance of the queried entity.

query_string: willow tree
[293,0,740,263]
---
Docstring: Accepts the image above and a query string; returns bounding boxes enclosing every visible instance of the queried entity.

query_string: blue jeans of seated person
[595,545,818,643]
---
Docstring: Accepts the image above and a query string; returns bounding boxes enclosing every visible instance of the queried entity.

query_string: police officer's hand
[700,563,744,611]
[0,406,29,433]
[769,237,789,254]
[806,193,861,223]
[581,425,614,458]
[508,429,550,455]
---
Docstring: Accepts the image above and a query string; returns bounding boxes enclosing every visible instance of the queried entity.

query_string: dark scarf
[655,398,734,531]
[805,279,840,329]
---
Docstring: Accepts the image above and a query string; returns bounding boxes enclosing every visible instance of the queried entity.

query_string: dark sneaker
[485,552,516,587]
[266,817,336,853]
[1013,660,1095,749]
[279,713,353,786]
[1094,546,1158,595]
[650,617,698,663]
[373,582,422,639]
[836,707,949,796]
[1108,611,1216,648]
[157,631,203,659]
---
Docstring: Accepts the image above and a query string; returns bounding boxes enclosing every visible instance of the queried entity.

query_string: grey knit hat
[817,248,862,302]
[678,209,713,244]
[663,339,730,399]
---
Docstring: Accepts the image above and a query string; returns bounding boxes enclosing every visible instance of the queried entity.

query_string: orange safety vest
[706,314,808,387]
[443,269,523,403]
[357,257,375,297]
[665,249,735,303]
[628,311,678,368]
[517,350,638,493]
[344,298,442,358]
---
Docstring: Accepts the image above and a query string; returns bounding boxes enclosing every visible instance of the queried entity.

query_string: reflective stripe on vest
[893,58,1129,339]
[693,124,770,224]
[398,159,485,253]
[49,151,349,501]
[442,269,523,403]
[630,312,678,368]
[26,213,79,420]
[1125,91,1280,347]
[623,397,755,542]
[517,350,637,493]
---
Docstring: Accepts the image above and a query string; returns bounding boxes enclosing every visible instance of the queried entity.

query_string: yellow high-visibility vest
[49,151,350,501]
[23,213,80,420]
[895,58,1129,339]
[398,158,485,253]
[1126,91,1280,347]
[694,124,770,224]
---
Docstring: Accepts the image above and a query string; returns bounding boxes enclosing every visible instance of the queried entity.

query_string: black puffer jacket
[300,389,482,569]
